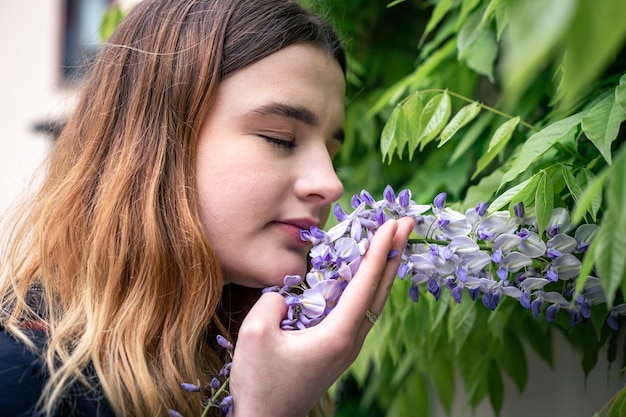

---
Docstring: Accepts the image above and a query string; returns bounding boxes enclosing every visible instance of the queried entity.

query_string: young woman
[0,1,414,416]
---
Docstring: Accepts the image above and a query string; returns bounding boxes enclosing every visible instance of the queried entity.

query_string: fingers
[326,217,413,334]
[368,216,415,315]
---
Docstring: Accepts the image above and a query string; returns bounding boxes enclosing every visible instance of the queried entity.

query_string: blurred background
[1,1,624,416]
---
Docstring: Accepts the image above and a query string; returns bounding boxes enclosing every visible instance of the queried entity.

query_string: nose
[294,146,344,205]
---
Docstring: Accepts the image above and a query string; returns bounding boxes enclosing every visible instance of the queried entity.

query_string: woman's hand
[229,217,415,417]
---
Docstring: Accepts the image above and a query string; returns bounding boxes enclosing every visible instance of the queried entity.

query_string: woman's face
[196,43,345,288]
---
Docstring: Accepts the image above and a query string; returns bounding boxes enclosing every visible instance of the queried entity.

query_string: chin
[224,264,307,289]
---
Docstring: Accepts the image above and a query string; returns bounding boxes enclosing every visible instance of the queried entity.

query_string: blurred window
[62,0,111,81]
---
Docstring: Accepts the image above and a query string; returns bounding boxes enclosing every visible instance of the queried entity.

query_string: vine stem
[201,376,230,417]
[417,88,539,131]
[408,237,492,251]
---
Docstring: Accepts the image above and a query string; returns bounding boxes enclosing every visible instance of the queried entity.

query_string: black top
[0,327,115,417]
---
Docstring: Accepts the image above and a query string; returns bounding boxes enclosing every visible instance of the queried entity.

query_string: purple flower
[452,285,464,303]
[383,184,396,204]
[300,287,327,318]
[427,278,441,301]
[409,282,420,302]
[181,383,201,393]
[547,233,577,254]
[548,254,582,280]
[482,290,501,310]
[531,298,542,318]
[546,304,559,322]
[476,202,488,217]
[216,335,234,352]
[434,192,447,210]
[547,208,572,237]
[574,224,598,253]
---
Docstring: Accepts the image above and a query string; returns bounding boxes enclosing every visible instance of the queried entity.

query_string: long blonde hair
[0,1,345,416]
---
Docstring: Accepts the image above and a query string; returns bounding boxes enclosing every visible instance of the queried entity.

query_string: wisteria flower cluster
[179,185,625,416]
[266,185,626,331]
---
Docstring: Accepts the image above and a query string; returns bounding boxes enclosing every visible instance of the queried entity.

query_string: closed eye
[259,135,297,150]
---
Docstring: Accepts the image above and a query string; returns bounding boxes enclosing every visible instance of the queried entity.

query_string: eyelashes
[258,134,342,174]
[259,135,297,150]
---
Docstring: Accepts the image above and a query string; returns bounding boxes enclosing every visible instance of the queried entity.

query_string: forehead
[212,43,346,130]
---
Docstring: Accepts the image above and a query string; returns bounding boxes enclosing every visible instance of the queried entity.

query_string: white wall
[0,0,75,217]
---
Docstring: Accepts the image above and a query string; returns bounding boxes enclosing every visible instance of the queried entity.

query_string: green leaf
[465,356,489,408]
[535,170,554,235]
[501,0,577,101]
[463,167,503,208]
[573,237,596,299]
[447,296,477,355]
[420,0,454,46]
[594,212,626,308]
[464,29,498,82]
[428,352,456,414]
[407,39,458,91]
[608,387,626,417]
[418,92,452,150]
[508,172,541,211]
[395,106,409,159]
[458,0,483,30]
[582,93,626,165]
[493,0,509,40]
[595,149,626,306]
[616,73,626,113]
[607,147,626,219]
[449,112,493,166]
[565,167,603,223]
[473,117,520,179]
[367,76,410,119]
[488,116,520,153]
[487,359,504,415]
[439,102,481,147]
[500,112,584,186]
[562,165,584,207]
[430,290,451,332]
[380,105,401,163]
[487,174,537,213]
[457,9,483,60]
[498,333,528,393]
[393,371,430,417]
[519,318,553,367]
[479,0,501,29]
[583,169,603,222]
[581,323,601,377]
[571,169,607,225]
[560,0,626,108]
[589,304,608,341]
[402,94,425,158]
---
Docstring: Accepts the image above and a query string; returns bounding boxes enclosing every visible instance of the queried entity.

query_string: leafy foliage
[316,0,626,416]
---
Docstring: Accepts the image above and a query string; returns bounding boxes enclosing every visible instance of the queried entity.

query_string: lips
[273,218,319,245]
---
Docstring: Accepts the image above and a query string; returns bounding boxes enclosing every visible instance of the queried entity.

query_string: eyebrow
[249,102,345,144]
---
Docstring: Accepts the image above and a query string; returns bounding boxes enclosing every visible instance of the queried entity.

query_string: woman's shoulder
[0,326,48,415]
[0,327,116,417]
